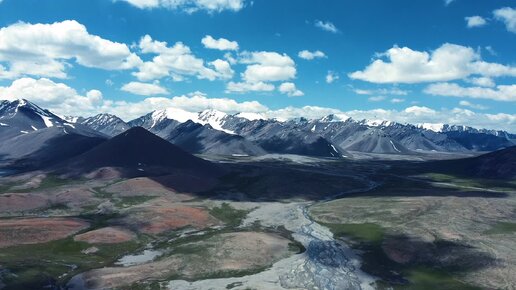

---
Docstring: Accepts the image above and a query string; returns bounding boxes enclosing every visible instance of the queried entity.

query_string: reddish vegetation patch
[124,201,219,234]
[84,167,123,180]
[382,237,419,264]
[0,218,89,248]
[106,177,192,201]
[0,193,49,213]
[52,187,98,208]
[74,227,135,244]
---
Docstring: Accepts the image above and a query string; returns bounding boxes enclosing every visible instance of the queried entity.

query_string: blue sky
[0,0,515,130]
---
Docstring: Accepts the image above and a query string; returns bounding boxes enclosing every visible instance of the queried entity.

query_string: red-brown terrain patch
[122,198,220,234]
[0,193,49,214]
[105,177,192,201]
[74,227,136,244]
[0,218,89,248]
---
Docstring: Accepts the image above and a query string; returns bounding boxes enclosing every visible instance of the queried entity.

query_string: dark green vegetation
[206,160,371,201]
[323,222,481,290]
[0,237,140,290]
[484,221,516,235]
[322,222,385,245]
[114,196,155,208]
[209,202,249,227]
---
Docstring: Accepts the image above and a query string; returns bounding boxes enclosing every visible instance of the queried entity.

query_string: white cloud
[494,7,516,33]
[226,81,275,93]
[279,82,304,97]
[209,59,234,79]
[315,20,339,33]
[353,87,409,96]
[267,106,346,122]
[465,16,487,28]
[444,0,455,6]
[121,81,169,96]
[116,0,245,13]
[298,50,326,60]
[347,106,516,132]
[467,77,495,87]
[368,96,386,102]
[239,51,296,83]
[459,100,488,110]
[0,20,141,79]
[102,93,267,120]
[326,71,339,84]
[349,43,516,84]
[2,78,515,132]
[485,46,497,56]
[425,82,516,102]
[0,78,104,116]
[390,98,405,103]
[133,35,231,81]
[226,51,297,93]
[201,35,239,51]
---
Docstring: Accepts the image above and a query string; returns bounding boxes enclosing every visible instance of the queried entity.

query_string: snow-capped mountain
[128,109,267,156]
[2,99,514,160]
[302,116,515,153]
[79,113,129,137]
[0,99,107,169]
[0,99,80,142]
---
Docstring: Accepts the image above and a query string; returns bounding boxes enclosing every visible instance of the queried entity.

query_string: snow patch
[198,109,235,134]
[41,116,54,127]
[390,140,401,153]
[418,123,444,132]
[236,112,266,121]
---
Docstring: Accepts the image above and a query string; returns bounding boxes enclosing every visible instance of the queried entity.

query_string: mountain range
[1,99,515,170]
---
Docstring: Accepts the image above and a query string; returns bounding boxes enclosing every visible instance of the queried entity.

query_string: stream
[168,177,380,290]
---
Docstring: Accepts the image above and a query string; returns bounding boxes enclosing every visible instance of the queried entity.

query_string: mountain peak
[319,114,350,123]
[235,112,266,121]
[60,126,222,176]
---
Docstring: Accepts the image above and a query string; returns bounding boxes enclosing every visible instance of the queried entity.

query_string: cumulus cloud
[459,100,488,110]
[465,16,487,28]
[0,78,104,116]
[133,35,232,81]
[326,71,339,83]
[226,51,297,93]
[226,81,275,93]
[368,96,386,102]
[349,43,516,84]
[279,82,304,97]
[116,0,245,13]
[390,98,405,103]
[209,59,234,79]
[353,87,409,96]
[0,20,141,79]
[494,7,516,33]
[467,77,495,87]
[425,82,516,102]
[239,51,296,83]
[314,20,339,33]
[349,106,516,132]
[201,35,239,51]
[2,78,515,131]
[121,81,169,96]
[298,50,326,60]
[102,93,267,120]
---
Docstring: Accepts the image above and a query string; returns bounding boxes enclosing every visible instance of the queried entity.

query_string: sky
[0,0,515,131]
